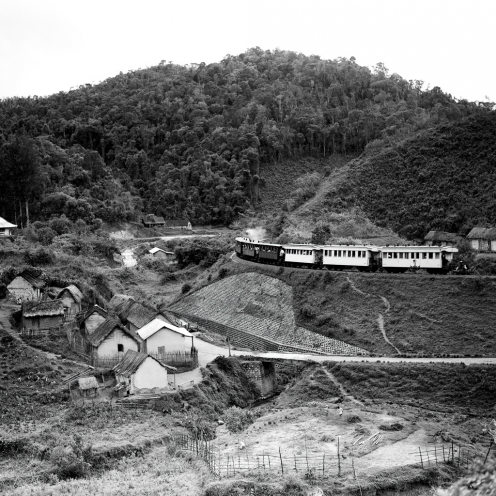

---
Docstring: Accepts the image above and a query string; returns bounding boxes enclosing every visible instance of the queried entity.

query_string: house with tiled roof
[8,271,46,302]
[21,299,64,335]
[113,349,175,394]
[0,217,16,237]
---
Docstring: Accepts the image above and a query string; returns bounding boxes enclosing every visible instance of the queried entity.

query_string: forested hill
[0,48,487,226]
[325,111,496,239]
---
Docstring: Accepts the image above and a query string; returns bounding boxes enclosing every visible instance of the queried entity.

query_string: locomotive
[235,237,459,274]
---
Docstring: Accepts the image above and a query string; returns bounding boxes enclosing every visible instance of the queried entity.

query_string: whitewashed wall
[132,357,168,392]
[146,328,187,353]
[96,328,139,357]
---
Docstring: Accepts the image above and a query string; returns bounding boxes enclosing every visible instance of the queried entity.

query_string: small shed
[87,318,140,365]
[424,231,462,247]
[0,217,17,237]
[113,349,174,394]
[57,285,83,321]
[7,272,46,302]
[467,228,496,251]
[22,299,65,335]
[78,376,99,398]
[80,305,108,335]
[148,247,176,261]
[138,318,193,355]
[142,215,166,228]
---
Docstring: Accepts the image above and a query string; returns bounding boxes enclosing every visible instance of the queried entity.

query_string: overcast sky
[1,0,494,102]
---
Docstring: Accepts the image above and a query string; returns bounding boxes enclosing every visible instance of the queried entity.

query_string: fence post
[452,441,455,465]
[419,447,424,469]
[279,447,284,474]
[323,452,325,477]
[338,437,341,476]
[483,440,494,467]
[434,443,438,464]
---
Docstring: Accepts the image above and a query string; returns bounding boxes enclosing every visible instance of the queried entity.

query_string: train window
[422,253,427,259]
[399,253,403,259]
[352,251,356,257]
[435,253,440,259]
[337,250,341,256]
[393,253,398,259]
[429,253,433,259]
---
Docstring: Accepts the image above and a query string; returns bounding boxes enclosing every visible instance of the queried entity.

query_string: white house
[113,349,174,394]
[148,247,175,261]
[80,305,108,335]
[87,318,140,361]
[137,318,193,354]
[0,217,16,237]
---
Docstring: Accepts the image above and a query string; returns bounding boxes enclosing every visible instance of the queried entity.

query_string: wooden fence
[177,434,359,479]
[413,442,479,469]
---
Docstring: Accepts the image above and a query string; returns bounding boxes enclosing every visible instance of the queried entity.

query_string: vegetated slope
[0,48,485,228]
[212,261,496,356]
[169,272,367,355]
[326,111,496,239]
[326,362,496,414]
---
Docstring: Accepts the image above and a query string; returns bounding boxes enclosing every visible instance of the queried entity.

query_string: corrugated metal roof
[78,376,99,390]
[87,318,139,347]
[57,284,83,303]
[0,217,17,229]
[137,318,192,340]
[22,299,65,317]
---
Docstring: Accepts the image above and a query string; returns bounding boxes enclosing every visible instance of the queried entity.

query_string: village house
[80,305,108,335]
[424,231,462,247]
[148,247,176,261]
[56,284,83,322]
[141,215,166,228]
[0,217,17,237]
[467,227,496,252]
[137,318,194,355]
[164,219,192,230]
[78,376,99,398]
[86,317,140,365]
[113,349,175,395]
[7,271,46,302]
[21,299,65,335]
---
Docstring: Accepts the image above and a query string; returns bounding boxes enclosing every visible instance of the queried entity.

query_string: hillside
[0,48,485,229]
[179,260,496,357]
[325,111,496,239]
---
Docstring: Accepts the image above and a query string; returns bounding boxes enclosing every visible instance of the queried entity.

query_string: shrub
[379,422,404,431]
[181,283,192,294]
[24,247,55,265]
[223,406,257,434]
[346,414,362,423]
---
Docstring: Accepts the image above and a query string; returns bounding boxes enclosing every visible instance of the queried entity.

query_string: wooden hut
[78,376,99,398]
[57,284,83,321]
[22,299,64,335]
[141,215,166,228]
[113,350,174,394]
[7,272,46,302]
[467,228,496,251]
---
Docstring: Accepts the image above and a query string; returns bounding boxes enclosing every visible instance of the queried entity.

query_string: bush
[223,406,257,434]
[181,283,192,294]
[346,414,362,423]
[24,247,55,265]
[379,422,404,431]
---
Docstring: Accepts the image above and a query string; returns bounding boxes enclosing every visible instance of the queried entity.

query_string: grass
[325,361,496,414]
[214,260,496,357]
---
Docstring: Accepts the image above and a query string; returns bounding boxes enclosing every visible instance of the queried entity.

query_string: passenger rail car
[235,237,459,274]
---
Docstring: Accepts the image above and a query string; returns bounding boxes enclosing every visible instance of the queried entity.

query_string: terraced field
[169,273,367,355]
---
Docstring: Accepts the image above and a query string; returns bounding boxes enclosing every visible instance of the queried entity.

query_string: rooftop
[137,318,192,341]
[87,317,139,347]
[78,376,99,390]
[57,284,83,303]
[113,349,175,377]
[0,217,17,229]
[22,299,64,317]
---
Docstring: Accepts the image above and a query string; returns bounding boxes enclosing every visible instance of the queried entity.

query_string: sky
[1,0,494,102]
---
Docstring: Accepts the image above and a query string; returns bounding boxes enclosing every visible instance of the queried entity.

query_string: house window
[158,346,165,355]
[117,344,124,352]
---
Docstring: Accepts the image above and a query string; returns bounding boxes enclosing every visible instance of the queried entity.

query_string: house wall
[23,314,63,331]
[59,291,81,318]
[8,276,40,302]
[132,357,169,392]
[95,328,139,357]
[491,240,496,252]
[0,227,13,236]
[85,312,107,335]
[145,327,187,354]
[470,239,480,250]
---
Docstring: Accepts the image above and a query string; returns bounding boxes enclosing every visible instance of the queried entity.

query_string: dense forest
[325,112,496,238]
[0,47,490,227]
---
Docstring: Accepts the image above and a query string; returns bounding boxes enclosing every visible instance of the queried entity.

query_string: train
[235,237,460,274]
